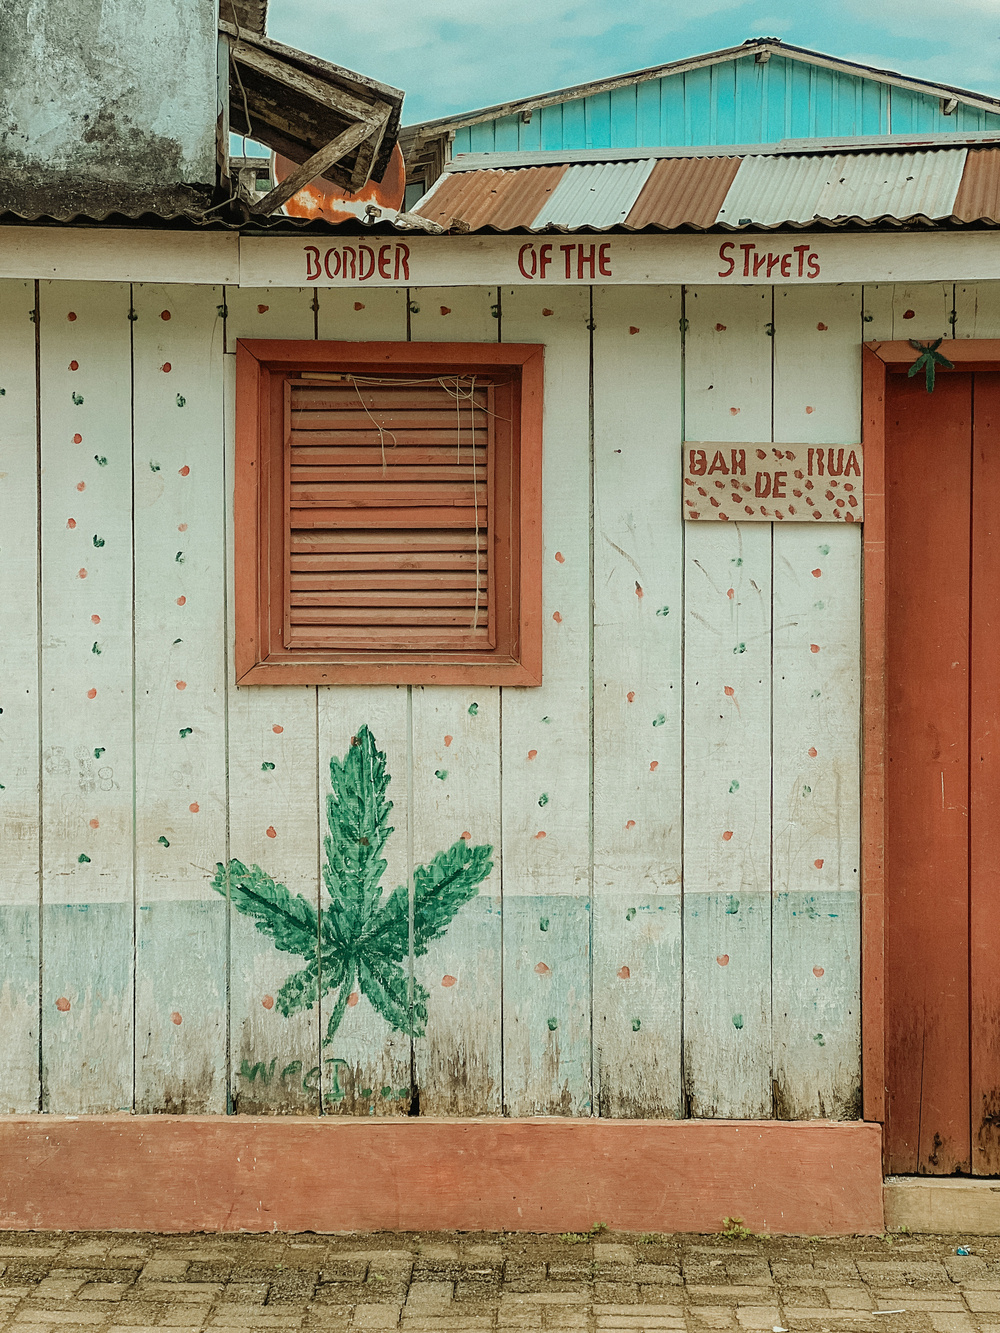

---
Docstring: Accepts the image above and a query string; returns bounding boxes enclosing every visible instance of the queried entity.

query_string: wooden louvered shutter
[285,376,494,652]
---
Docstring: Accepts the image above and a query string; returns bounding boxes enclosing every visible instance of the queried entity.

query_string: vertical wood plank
[410,286,503,1115]
[0,279,41,1112]
[38,281,134,1113]
[890,283,955,341]
[970,371,1000,1173]
[771,285,863,1119]
[682,284,773,1119]
[591,285,683,1118]
[500,286,593,1117]
[132,284,228,1113]
[225,286,321,1113]
[885,371,971,1174]
[316,286,414,1115]
[956,283,1000,338]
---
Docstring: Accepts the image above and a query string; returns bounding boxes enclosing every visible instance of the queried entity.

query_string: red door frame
[861,339,1000,1139]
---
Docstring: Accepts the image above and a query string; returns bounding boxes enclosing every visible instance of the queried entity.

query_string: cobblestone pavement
[3,1230,1000,1333]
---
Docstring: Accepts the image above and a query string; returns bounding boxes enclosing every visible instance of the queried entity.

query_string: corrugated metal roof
[411,143,1000,231]
[627,156,741,229]
[952,147,1000,222]
[531,160,656,230]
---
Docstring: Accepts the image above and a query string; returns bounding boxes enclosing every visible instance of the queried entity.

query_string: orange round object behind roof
[275,143,406,223]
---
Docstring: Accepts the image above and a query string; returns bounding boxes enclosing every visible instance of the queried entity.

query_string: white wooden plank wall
[132,284,228,1113]
[591,285,683,1117]
[0,280,41,1111]
[18,276,968,1121]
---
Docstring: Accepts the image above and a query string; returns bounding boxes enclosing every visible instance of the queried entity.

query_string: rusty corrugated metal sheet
[413,165,568,229]
[531,159,657,229]
[953,148,1000,222]
[625,156,741,229]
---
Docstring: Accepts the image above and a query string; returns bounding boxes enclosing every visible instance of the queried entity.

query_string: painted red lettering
[561,244,575,279]
[358,245,376,281]
[518,243,537,279]
[826,448,845,477]
[323,247,341,279]
[598,242,612,276]
[731,449,746,476]
[689,449,708,476]
[793,244,811,277]
[304,245,321,281]
[539,243,553,278]
[780,253,792,277]
[772,470,787,498]
[740,243,756,277]
[766,253,781,277]
[753,252,768,276]
[707,450,729,476]
[393,243,410,281]
[718,242,736,277]
[577,244,596,280]
[807,252,821,279]
[845,449,861,476]
[755,471,772,498]
[342,247,357,280]
[377,244,392,279]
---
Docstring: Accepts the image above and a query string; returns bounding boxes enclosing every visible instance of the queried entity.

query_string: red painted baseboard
[0,1116,884,1235]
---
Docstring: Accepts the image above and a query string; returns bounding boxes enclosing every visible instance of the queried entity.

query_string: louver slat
[285,378,493,651]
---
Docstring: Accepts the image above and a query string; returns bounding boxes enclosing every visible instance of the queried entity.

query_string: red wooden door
[885,369,1000,1174]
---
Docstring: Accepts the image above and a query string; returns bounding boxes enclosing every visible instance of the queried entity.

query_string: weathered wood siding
[2,276,934,1117]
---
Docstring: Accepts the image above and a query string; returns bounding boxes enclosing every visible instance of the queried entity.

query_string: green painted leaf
[212,858,319,960]
[323,725,393,931]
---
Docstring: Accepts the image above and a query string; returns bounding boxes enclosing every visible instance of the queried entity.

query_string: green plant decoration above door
[212,725,493,1047]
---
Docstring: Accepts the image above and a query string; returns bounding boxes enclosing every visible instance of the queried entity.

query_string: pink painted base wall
[0,1117,884,1235]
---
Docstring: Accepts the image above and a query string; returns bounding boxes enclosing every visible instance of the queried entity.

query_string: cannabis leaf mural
[212,726,493,1046]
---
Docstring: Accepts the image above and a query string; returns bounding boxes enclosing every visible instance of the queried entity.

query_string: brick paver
[3,1231,1000,1331]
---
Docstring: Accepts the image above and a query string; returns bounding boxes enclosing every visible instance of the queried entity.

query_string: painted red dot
[649,761,658,771]
[347,991,359,1007]
[625,819,636,830]
[69,361,79,371]
[73,433,82,444]
[441,975,457,988]
[722,830,734,841]
[805,406,815,414]
[810,644,820,654]
[170,1012,182,1025]
[715,323,727,332]
[903,309,915,319]
[257,304,269,314]
[817,322,828,331]
[460,831,471,840]
[717,954,730,967]
[812,568,822,578]
[527,749,537,760]
[265,825,277,838]
[627,691,635,703]
[179,465,190,476]
[272,724,283,734]
[727,587,734,599]
[67,312,77,322]
[67,518,76,529]
[808,746,818,758]
[440,306,451,315]
[89,818,99,829]
[76,482,86,492]
[56,997,71,1012]
[813,966,825,978]
[724,686,735,698]
[78,568,87,579]
[189,802,199,814]
[444,734,453,747]
[87,688,97,699]
[629,326,640,335]
[161,363,171,373]
[635,583,644,598]
[814,858,824,869]
[534,830,547,839]
[160,310,171,321]
[542,308,553,317]
[176,596,186,606]
[91,614,100,624]
[552,611,563,623]
[554,551,565,563]
[730,407,741,416]
[354,302,365,311]
[618,965,631,979]
[262,995,274,1009]
[175,680,186,690]
[535,962,550,975]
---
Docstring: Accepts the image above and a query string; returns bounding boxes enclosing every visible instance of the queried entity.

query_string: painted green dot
[173,638,182,645]
[380,1086,392,1098]
[541,715,551,723]
[72,392,84,405]
[726,895,740,915]
[397,1087,409,1099]
[77,853,91,864]
[91,641,101,655]
[538,792,549,807]
[360,1088,373,1098]
[217,304,228,318]
[631,1018,641,1032]
[0,388,5,396]
[175,551,184,563]
[179,728,192,739]
[813,1033,826,1046]
[729,779,740,793]
[539,917,549,932]
[158,836,170,847]
[176,394,186,407]
[652,713,665,727]
[95,455,107,466]
[92,534,105,548]
[811,689,821,698]
[625,907,636,921]
[734,642,746,654]
[149,461,160,473]
[656,606,670,617]
[94,747,105,759]
[262,761,275,771]
[819,544,830,555]
[802,785,812,795]
[731,557,743,566]
[733,1013,744,1030]
[468,702,478,716]
[547,1017,558,1031]
[434,769,447,780]
[814,600,826,610]
[0,783,5,791]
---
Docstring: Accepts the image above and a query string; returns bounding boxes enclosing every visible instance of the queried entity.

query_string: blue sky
[267,0,1000,125]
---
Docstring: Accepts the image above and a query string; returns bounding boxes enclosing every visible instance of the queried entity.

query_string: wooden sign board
[683,443,863,522]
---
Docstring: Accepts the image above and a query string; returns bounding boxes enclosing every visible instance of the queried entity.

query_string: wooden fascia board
[219,20,403,107]
[866,338,1000,371]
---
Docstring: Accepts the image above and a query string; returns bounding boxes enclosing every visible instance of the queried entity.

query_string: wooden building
[3,26,1000,1234]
